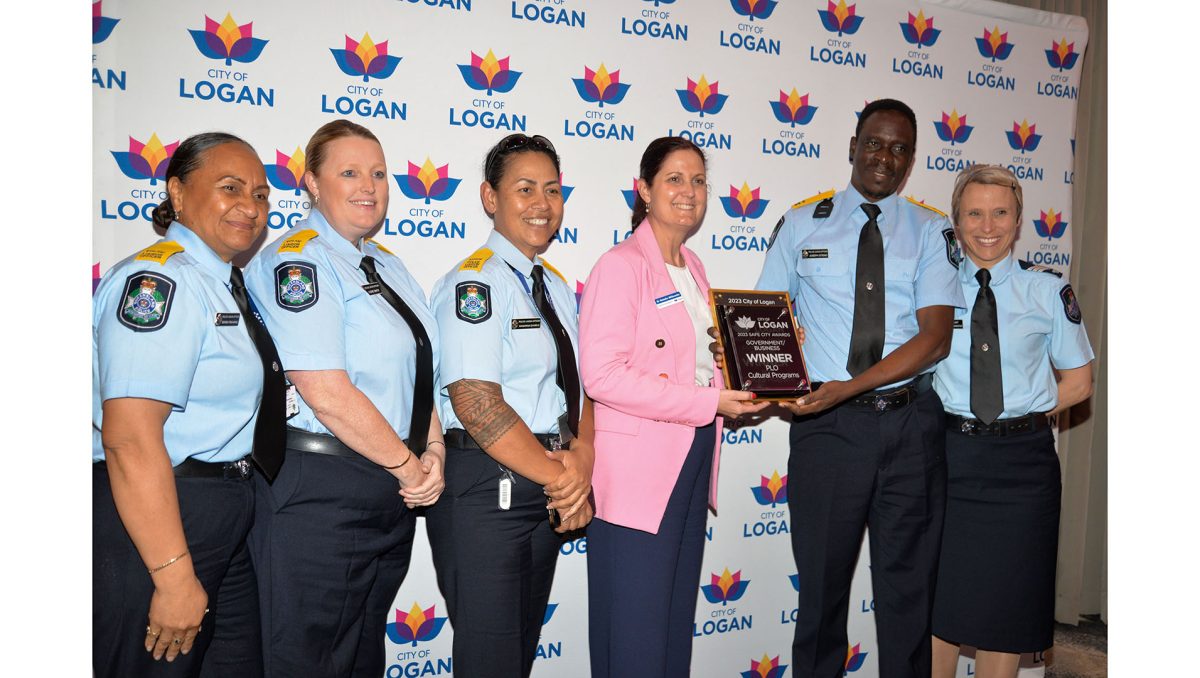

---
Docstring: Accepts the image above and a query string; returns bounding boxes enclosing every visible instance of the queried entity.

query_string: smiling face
[482,151,564,260]
[167,142,269,262]
[849,109,916,202]
[638,149,708,234]
[304,135,389,242]
[955,182,1020,269]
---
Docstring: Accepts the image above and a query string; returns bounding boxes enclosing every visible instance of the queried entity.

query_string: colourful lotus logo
[770,89,818,127]
[721,183,770,222]
[385,603,447,646]
[750,470,788,507]
[396,158,461,204]
[845,644,869,674]
[93,262,102,295]
[93,1,119,44]
[1045,37,1079,71]
[899,10,940,48]
[622,178,638,210]
[572,64,631,107]
[677,75,728,117]
[975,26,1014,61]
[1034,209,1068,240]
[701,568,750,605]
[188,13,268,66]
[560,173,575,203]
[458,49,522,96]
[742,654,788,678]
[1006,119,1042,154]
[331,33,402,82]
[730,0,778,21]
[264,147,305,196]
[933,110,973,145]
[819,1,864,36]
[112,133,178,185]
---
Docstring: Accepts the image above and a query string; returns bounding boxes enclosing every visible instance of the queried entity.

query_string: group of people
[93,97,1094,678]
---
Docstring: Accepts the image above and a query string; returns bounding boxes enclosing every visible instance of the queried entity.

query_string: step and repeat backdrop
[93,0,1088,676]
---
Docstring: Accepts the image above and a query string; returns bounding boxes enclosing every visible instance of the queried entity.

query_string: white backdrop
[92,1,1088,676]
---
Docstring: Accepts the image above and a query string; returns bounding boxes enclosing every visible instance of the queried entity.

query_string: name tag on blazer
[654,291,683,309]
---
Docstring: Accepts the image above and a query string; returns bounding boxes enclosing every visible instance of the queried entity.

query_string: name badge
[801,249,829,259]
[654,291,683,309]
[953,319,964,329]
[512,318,542,330]
[362,282,382,295]
[215,313,240,326]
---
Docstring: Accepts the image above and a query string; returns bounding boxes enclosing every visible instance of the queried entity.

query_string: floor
[1046,615,1107,677]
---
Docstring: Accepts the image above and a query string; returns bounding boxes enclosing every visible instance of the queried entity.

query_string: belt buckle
[228,458,252,479]
[874,396,888,412]
[960,419,977,434]
[549,435,563,451]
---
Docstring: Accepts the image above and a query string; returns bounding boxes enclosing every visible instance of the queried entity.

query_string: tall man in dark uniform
[755,99,966,678]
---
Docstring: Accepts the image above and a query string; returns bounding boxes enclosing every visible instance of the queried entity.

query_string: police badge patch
[1060,284,1082,324]
[275,262,318,312]
[456,281,491,324]
[942,228,962,269]
[118,272,176,331]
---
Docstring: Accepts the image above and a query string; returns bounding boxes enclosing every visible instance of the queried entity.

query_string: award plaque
[710,289,811,401]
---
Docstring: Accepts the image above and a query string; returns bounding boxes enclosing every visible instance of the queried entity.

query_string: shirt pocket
[794,253,850,279]
[884,255,919,283]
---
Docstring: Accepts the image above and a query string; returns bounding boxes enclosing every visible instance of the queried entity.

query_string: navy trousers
[587,423,716,678]
[424,445,561,678]
[787,388,947,678]
[248,449,415,678]
[93,462,262,678]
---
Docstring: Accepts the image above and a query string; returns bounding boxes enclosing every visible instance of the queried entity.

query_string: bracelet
[426,441,445,449]
[148,549,190,574]
[383,453,413,470]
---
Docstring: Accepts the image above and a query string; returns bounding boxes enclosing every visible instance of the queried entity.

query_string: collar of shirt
[836,182,901,238]
[305,208,367,261]
[166,221,233,281]
[485,229,542,281]
[961,252,1015,288]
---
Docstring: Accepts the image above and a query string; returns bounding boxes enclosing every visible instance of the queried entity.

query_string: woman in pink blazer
[579,137,766,678]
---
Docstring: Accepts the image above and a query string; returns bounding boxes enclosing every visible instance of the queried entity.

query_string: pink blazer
[579,221,723,534]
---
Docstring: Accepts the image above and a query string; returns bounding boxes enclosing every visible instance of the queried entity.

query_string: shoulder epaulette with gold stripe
[792,189,835,210]
[459,247,494,272]
[134,241,184,264]
[905,196,947,218]
[540,258,567,283]
[277,229,319,254]
[365,238,394,256]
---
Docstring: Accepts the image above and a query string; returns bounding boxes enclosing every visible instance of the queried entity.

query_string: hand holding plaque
[709,289,811,401]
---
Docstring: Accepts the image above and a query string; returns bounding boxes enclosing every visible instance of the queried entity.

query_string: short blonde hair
[950,164,1023,226]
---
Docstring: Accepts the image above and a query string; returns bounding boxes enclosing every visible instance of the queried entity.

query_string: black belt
[96,457,254,480]
[444,428,562,451]
[810,374,931,412]
[947,412,1049,436]
[286,427,410,459]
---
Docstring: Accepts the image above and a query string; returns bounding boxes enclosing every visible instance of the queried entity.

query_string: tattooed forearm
[448,379,521,449]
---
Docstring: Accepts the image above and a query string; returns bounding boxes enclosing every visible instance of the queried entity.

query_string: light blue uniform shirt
[756,183,966,388]
[93,222,263,465]
[933,255,1094,418]
[432,229,582,434]
[244,210,439,440]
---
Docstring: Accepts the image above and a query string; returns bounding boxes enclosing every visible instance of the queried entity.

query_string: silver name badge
[498,467,515,510]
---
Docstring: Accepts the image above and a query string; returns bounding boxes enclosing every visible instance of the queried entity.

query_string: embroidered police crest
[456,281,491,323]
[118,272,175,331]
[275,262,318,312]
[942,228,962,269]
[1060,284,1082,324]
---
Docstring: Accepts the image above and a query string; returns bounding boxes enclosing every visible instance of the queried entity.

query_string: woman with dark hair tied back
[243,118,444,677]
[424,133,594,678]
[579,136,766,677]
[93,131,285,677]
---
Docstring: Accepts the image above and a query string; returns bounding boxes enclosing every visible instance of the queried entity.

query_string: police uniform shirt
[244,209,439,440]
[432,229,582,434]
[756,183,966,388]
[93,222,263,466]
[933,255,1094,419]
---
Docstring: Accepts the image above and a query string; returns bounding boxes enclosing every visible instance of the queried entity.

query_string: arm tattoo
[448,379,521,449]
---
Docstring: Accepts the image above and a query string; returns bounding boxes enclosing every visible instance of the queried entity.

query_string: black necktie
[847,202,885,376]
[970,267,1004,424]
[530,265,580,438]
[229,267,286,483]
[359,255,434,453]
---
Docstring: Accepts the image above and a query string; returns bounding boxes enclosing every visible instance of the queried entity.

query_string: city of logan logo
[458,49,522,95]
[93,1,119,44]
[1006,119,1042,153]
[112,133,178,185]
[330,33,402,82]
[677,75,728,116]
[721,183,770,221]
[701,568,751,605]
[899,10,940,48]
[742,654,789,678]
[818,1,864,36]
[396,158,461,204]
[933,110,973,145]
[265,147,305,196]
[975,26,1014,61]
[751,471,788,507]
[385,603,448,646]
[1033,209,1068,240]
[770,89,818,126]
[188,13,268,66]
[572,64,631,107]
[1045,37,1080,71]
[730,0,778,21]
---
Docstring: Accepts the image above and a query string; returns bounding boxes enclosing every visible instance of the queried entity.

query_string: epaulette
[792,189,835,210]
[540,258,567,283]
[365,238,394,256]
[1018,260,1063,278]
[133,241,185,264]
[277,229,319,254]
[904,196,947,218]
[459,247,494,272]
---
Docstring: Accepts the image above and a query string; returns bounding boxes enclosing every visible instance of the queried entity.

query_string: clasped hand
[544,438,594,533]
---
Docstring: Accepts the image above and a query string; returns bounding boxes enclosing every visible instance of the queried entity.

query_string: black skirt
[931,425,1061,653]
